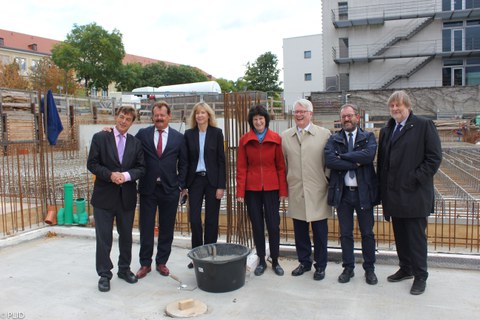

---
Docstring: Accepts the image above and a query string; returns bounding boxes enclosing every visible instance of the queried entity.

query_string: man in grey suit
[87,106,145,292]
[135,101,188,279]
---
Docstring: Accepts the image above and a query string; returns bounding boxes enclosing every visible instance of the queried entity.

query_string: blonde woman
[184,102,226,269]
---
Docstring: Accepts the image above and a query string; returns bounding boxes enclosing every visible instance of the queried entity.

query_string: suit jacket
[135,125,188,195]
[377,112,442,218]
[87,130,145,211]
[184,126,226,189]
[324,127,379,209]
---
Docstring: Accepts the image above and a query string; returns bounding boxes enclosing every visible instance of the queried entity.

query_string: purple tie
[118,134,125,163]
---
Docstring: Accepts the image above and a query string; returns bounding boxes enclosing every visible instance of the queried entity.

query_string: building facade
[282,34,323,109]
[322,0,480,91]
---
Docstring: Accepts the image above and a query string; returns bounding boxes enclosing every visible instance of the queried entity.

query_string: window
[304,50,311,59]
[14,57,27,75]
[466,20,480,50]
[443,0,480,10]
[31,59,39,72]
[339,38,349,58]
[442,58,480,86]
[443,20,480,52]
[0,55,10,64]
[0,38,4,46]
[338,2,348,20]
[304,73,312,81]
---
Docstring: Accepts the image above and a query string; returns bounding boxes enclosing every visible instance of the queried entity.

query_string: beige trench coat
[281,124,332,222]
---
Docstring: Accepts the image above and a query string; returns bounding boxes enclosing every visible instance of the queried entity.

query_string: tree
[216,77,248,92]
[115,62,143,91]
[243,51,282,93]
[0,62,30,90]
[30,57,78,95]
[51,23,125,96]
[164,65,208,84]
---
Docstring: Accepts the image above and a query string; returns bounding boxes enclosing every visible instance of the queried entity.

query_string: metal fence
[0,90,479,254]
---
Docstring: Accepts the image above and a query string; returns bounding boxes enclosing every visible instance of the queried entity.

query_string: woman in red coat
[236,105,288,276]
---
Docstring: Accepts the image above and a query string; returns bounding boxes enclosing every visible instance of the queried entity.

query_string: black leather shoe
[365,270,378,285]
[272,262,284,276]
[254,262,267,276]
[313,268,325,281]
[187,262,194,269]
[117,271,138,284]
[338,268,354,283]
[291,264,311,276]
[98,276,110,292]
[410,278,426,295]
[387,269,413,282]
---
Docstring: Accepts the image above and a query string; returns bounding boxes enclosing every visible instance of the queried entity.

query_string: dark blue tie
[348,133,354,179]
[391,124,403,142]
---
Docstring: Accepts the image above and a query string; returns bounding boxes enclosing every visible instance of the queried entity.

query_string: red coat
[236,129,288,198]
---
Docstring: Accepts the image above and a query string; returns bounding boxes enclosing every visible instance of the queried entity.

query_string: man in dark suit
[325,104,379,285]
[184,102,226,269]
[87,106,146,292]
[135,101,188,279]
[378,90,442,295]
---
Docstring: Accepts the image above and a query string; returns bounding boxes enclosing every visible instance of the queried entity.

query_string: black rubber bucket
[187,243,250,293]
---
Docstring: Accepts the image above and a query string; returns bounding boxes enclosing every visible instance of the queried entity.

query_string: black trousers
[392,216,428,279]
[293,218,328,271]
[245,190,280,259]
[188,175,221,249]
[138,185,179,266]
[94,206,135,279]
[336,188,376,271]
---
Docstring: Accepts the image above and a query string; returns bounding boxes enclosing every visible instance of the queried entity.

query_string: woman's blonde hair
[188,102,217,128]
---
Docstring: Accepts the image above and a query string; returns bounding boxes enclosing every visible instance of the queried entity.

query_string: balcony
[332,39,480,64]
[332,0,480,28]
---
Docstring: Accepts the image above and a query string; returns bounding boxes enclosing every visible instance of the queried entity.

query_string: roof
[0,28,206,72]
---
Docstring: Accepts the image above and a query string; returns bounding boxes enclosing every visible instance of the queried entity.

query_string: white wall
[283,34,324,109]
[322,0,444,91]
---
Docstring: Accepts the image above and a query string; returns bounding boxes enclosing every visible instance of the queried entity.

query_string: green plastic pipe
[64,184,74,225]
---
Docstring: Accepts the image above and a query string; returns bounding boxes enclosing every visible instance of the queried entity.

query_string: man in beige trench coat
[282,98,332,281]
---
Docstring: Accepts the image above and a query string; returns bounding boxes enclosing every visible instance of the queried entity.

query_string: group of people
[87,90,442,296]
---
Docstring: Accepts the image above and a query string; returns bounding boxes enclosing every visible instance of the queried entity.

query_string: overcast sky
[2,0,323,82]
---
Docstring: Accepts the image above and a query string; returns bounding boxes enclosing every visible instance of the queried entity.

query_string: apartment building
[322,0,480,91]
[282,34,324,109]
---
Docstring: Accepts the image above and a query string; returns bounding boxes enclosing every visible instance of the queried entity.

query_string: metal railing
[0,90,479,254]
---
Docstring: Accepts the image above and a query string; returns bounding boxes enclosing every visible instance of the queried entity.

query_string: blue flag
[40,90,63,145]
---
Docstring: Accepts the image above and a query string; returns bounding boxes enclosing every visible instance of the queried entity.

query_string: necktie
[348,133,355,179]
[391,124,403,142]
[117,134,125,164]
[157,129,163,158]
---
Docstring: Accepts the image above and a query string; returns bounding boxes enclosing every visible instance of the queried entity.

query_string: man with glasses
[281,98,332,281]
[324,104,379,285]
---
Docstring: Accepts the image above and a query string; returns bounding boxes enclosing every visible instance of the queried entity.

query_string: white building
[322,0,480,91]
[282,34,323,109]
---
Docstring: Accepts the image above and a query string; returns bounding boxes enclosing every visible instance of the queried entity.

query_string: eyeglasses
[293,110,310,115]
[341,113,357,120]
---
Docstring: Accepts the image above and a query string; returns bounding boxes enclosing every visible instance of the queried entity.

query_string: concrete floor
[0,226,479,320]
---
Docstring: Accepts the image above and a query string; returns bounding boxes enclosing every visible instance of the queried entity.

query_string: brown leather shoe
[156,264,170,276]
[136,266,151,279]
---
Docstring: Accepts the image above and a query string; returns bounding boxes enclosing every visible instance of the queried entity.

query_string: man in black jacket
[377,90,442,295]
[87,106,146,292]
[134,101,188,279]
[325,104,379,285]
